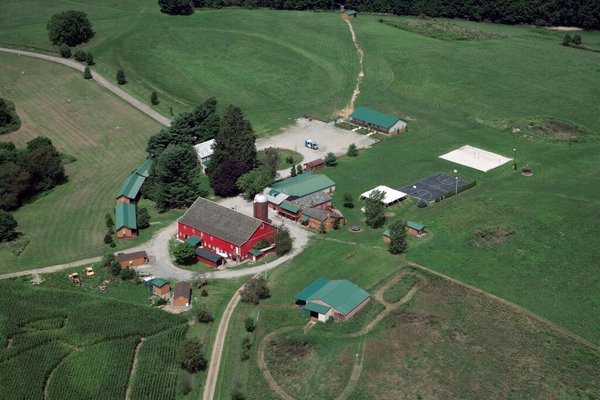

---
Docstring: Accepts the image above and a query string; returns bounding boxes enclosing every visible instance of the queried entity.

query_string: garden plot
[439,145,512,172]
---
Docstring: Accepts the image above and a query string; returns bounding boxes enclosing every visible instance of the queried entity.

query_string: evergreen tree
[168,97,219,145]
[150,90,159,105]
[260,147,279,179]
[86,52,94,65]
[83,66,92,79]
[388,219,408,255]
[146,130,172,157]
[0,210,18,242]
[324,152,337,166]
[116,69,127,85]
[296,164,303,175]
[59,43,71,58]
[276,225,292,255]
[105,212,114,233]
[136,207,150,229]
[210,105,257,174]
[364,189,386,228]
[347,143,358,157]
[343,192,354,209]
[74,50,86,62]
[572,34,582,45]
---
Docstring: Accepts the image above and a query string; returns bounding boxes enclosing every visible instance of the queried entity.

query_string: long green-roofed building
[294,278,370,322]
[269,173,335,199]
[350,107,407,134]
[116,158,153,202]
[115,202,137,238]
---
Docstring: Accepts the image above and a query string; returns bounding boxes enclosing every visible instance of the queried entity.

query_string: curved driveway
[0,47,172,127]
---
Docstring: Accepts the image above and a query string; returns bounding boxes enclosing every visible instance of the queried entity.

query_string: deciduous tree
[136,207,150,229]
[388,219,408,254]
[347,143,358,157]
[240,277,270,304]
[0,98,21,134]
[158,0,194,15]
[276,225,292,255]
[173,242,196,265]
[237,168,272,199]
[365,189,386,228]
[0,210,18,242]
[47,10,94,46]
[177,340,207,373]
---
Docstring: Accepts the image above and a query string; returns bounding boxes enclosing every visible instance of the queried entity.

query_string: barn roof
[351,107,400,130]
[309,279,369,315]
[304,302,331,314]
[115,251,148,262]
[280,201,301,214]
[135,158,153,178]
[116,172,145,200]
[406,221,425,231]
[195,247,223,263]
[115,202,137,230]
[303,158,325,168]
[292,192,331,210]
[295,278,329,301]
[152,278,168,288]
[186,235,202,246]
[269,173,335,198]
[193,139,215,160]
[174,281,191,298]
[179,197,265,246]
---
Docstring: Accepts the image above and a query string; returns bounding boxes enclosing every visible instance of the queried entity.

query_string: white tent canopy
[360,185,407,205]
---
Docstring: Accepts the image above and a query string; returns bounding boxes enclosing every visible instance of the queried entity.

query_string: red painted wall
[178,221,277,261]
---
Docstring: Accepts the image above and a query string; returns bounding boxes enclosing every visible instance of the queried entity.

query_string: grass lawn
[257,148,303,170]
[0,54,183,273]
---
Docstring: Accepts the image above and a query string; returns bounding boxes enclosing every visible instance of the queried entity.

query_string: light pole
[513,148,517,170]
[453,169,458,195]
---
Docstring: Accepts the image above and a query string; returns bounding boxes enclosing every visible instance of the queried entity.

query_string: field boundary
[0,47,171,127]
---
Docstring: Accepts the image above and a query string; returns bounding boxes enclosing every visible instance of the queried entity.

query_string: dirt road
[340,19,365,117]
[0,47,171,127]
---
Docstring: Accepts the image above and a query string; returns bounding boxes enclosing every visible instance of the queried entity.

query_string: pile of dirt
[471,226,516,248]
[531,120,582,140]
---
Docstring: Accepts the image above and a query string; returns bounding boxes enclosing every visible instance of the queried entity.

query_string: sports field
[0,54,182,272]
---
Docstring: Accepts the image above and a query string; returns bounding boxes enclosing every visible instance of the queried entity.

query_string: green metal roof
[116,173,145,200]
[304,302,331,314]
[406,221,425,231]
[280,201,300,213]
[350,107,400,130]
[115,202,137,230]
[308,279,370,315]
[135,158,153,178]
[152,278,168,288]
[249,248,263,257]
[383,229,390,237]
[295,278,329,302]
[345,9,357,15]
[270,173,335,198]
[300,215,309,222]
[186,235,202,246]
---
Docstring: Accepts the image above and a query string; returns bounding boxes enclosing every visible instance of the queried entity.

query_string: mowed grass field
[0,54,180,272]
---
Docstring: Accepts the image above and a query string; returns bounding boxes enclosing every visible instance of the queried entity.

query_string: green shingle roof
[186,235,202,246]
[115,202,137,230]
[280,201,300,213]
[135,158,153,178]
[116,173,145,200]
[295,278,329,302]
[350,107,400,130]
[152,278,168,288]
[304,302,331,314]
[249,248,263,257]
[307,279,369,315]
[406,221,425,231]
[270,173,335,198]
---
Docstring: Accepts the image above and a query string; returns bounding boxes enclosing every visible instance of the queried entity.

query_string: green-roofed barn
[269,173,335,199]
[405,221,426,237]
[116,202,137,239]
[350,107,407,134]
[115,158,153,203]
[294,278,370,322]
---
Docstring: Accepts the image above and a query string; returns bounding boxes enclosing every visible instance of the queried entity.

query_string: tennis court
[398,173,470,202]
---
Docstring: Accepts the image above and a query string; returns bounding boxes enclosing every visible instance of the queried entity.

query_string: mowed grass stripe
[0,53,161,271]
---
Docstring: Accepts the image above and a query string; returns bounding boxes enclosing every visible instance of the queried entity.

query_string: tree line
[160,0,600,30]
[0,137,67,211]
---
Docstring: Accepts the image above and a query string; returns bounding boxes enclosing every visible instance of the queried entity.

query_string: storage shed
[303,159,326,172]
[173,281,192,307]
[405,221,426,237]
[195,247,225,268]
[115,202,137,239]
[295,278,370,322]
[115,251,149,268]
[151,278,170,296]
[350,107,406,134]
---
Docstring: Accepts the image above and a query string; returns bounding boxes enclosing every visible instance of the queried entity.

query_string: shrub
[177,339,207,373]
[116,69,127,85]
[86,52,94,65]
[240,335,252,361]
[197,308,214,323]
[200,288,208,297]
[120,267,137,280]
[83,67,92,80]
[276,225,292,256]
[290,164,296,177]
[572,34,582,45]
[343,192,354,208]
[346,143,358,157]
[417,199,427,208]
[285,155,294,164]
[244,317,256,332]
[562,34,572,46]
[59,44,71,58]
[296,164,303,175]
[151,90,159,105]
[154,297,168,306]
[231,389,246,400]
[47,10,94,46]
[74,50,86,62]
[103,232,114,245]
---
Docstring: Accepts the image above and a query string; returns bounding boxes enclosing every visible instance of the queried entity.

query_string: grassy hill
[0,54,181,272]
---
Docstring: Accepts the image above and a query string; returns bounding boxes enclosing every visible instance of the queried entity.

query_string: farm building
[115,202,137,239]
[301,207,344,231]
[360,186,408,206]
[115,158,152,203]
[295,278,370,322]
[178,197,277,264]
[193,139,215,172]
[268,173,335,199]
[115,251,149,268]
[151,278,170,296]
[303,158,325,172]
[342,9,357,19]
[173,281,191,307]
[350,107,406,134]
[195,247,225,268]
[405,221,426,237]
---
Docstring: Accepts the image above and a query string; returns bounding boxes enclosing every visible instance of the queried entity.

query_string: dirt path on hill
[340,18,365,117]
[125,337,146,400]
[335,340,366,400]
[0,47,171,127]
[202,288,243,400]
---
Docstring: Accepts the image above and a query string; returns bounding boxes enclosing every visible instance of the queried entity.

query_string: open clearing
[0,54,182,272]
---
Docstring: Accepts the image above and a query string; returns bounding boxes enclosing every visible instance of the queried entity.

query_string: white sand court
[439,145,512,172]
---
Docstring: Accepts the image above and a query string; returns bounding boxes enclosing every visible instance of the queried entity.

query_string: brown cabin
[115,251,150,268]
[303,158,325,173]
[173,281,192,307]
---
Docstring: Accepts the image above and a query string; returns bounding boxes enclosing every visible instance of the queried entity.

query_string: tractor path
[0,47,172,127]
[340,18,364,117]
[125,337,146,400]
[335,340,366,400]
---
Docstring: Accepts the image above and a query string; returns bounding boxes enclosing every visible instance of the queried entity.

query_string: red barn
[178,197,277,263]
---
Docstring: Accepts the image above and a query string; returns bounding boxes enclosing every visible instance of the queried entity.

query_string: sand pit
[439,145,512,172]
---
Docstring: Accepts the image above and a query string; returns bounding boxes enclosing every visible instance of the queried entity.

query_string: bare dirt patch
[471,225,516,248]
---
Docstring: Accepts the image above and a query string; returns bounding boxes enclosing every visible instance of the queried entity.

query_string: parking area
[256,117,376,164]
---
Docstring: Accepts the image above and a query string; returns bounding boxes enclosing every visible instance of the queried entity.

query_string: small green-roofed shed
[116,173,145,200]
[270,173,335,198]
[115,202,137,230]
[383,229,390,237]
[351,107,400,130]
[186,235,202,247]
[135,158,153,178]
[406,221,425,231]
[152,278,168,288]
[304,302,331,314]
[345,9,357,15]
[295,278,329,302]
[280,201,301,214]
